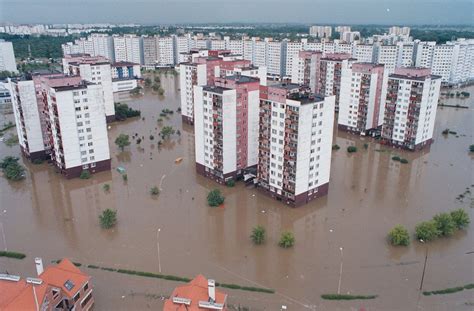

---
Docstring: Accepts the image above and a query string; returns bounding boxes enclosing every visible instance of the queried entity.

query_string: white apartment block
[389,26,410,36]
[335,26,351,34]
[266,41,284,77]
[340,31,361,43]
[285,42,303,78]
[414,41,436,68]
[396,43,414,68]
[113,34,142,64]
[291,51,322,93]
[143,36,158,68]
[225,39,244,55]
[243,40,255,62]
[0,40,18,73]
[338,63,388,135]
[258,84,335,206]
[309,26,332,38]
[382,68,441,150]
[63,55,115,122]
[194,76,260,183]
[374,44,398,73]
[253,41,267,69]
[448,38,474,84]
[8,79,47,160]
[352,44,374,62]
[431,44,454,82]
[157,37,175,66]
[174,35,191,63]
[210,40,226,51]
[180,62,207,124]
[42,77,111,178]
[61,34,114,61]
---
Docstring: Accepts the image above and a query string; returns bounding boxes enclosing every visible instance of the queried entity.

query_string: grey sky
[0,0,472,25]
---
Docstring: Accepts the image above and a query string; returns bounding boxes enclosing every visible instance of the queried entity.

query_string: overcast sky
[0,0,472,25]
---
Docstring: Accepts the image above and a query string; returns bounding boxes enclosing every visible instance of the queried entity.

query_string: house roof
[0,258,90,310]
[163,274,227,311]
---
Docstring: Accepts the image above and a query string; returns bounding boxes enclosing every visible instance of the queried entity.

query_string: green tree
[99,209,117,229]
[207,189,225,207]
[251,225,266,245]
[0,156,25,181]
[150,186,160,196]
[450,209,470,230]
[469,145,474,152]
[433,213,456,237]
[115,134,131,151]
[387,225,410,246]
[160,126,175,139]
[279,231,295,248]
[347,146,357,153]
[226,179,235,187]
[103,184,111,192]
[79,170,91,179]
[415,221,440,241]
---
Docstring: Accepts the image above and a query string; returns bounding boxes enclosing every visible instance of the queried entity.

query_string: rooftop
[224,75,259,83]
[112,61,139,67]
[202,85,231,94]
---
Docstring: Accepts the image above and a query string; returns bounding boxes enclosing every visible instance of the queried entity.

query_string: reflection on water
[0,78,472,310]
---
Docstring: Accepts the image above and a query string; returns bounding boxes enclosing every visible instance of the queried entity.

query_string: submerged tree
[115,134,131,151]
[99,209,117,229]
[251,225,266,245]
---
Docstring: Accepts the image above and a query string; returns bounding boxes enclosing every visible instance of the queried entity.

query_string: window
[73,292,80,302]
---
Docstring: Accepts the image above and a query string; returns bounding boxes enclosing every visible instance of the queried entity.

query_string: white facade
[157,37,175,66]
[285,42,303,78]
[180,63,207,123]
[267,41,284,76]
[8,79,45,155]
[352,44,374,63]
[113,35,142,64]
[47,82,110,170]
[0,40,18,73]
[309,26,332,38]
[374,44,398,73]
[143,36,158,67]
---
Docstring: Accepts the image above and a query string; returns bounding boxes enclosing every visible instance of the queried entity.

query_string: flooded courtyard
[0,75,473,310]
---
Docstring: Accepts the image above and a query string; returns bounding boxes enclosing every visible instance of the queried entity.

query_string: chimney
[35,257,44,276]
[208,279,216,303]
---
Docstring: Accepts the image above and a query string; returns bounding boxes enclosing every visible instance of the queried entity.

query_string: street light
[157,228,162,273]
[419,239,429,291]
[337,247,344,294]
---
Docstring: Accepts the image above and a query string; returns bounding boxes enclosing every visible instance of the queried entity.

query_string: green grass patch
[321,294,377,300]
[423,283,474,296]
[0,250,26,259]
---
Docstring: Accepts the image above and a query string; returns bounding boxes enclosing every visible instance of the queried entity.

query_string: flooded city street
[0,75,473,310]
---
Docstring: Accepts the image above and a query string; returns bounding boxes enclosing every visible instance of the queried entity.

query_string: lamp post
[419,239,428,291]
[157,228,162,273]
[337,247,344,294]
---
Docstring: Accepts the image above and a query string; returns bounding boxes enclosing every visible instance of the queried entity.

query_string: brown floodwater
[1,75,473,311]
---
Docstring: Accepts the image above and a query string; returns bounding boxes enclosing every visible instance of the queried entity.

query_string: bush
[433,213,456,237]
[388,225,410,246]
[0,251,26,259]
[103,184,110,192]
[469,145,474,152]
[207,189,225,206]
[279,231,295,248]
[251,225,266,245]
[0,156,25,181]
[450,209,470,230]
[442,128,449,135]
[226,179,235,187]
[347,146,357,153]
[363,143,369,149]
[115,134,131,151]
[149,135,154,140]
[122,174,128,182]
[115,103,141,120]
[392,156,401,161]
[332,144,340,150]
[79,170,91,179]
[99,209,117,229]
[321,294,377,300]
[87,264,99,269]
[150,186,160,196]
[400,158,409,164]
[415,221,440,241]
[160,126,175,139]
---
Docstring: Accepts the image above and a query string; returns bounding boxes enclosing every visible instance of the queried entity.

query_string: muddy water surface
[0,77,473,311]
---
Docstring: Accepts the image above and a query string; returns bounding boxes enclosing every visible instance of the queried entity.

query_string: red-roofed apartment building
[0,258,94,311]
[163,274,228,311]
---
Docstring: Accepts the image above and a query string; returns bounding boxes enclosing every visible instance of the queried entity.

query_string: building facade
[0,39,18,73]
[382,68,441,150]
[257,84,335,206]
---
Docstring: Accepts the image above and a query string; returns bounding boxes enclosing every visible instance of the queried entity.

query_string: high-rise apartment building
[113,34,142,64]
[318,53,355,111]
[62,54,115,122]
[257,84,335,206]
[40,76,111,178]
[194,75,260,183]
[338,63,388,135]
[309,26,332,38]
[143,35,158,68]
[382,68,441,150]
[157,37,175,67]
[0,39,18,73]
[374,44,398,73]
[389,26,411,36]
[290,50,323,93]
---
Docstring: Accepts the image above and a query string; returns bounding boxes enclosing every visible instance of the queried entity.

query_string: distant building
[389,26,411,36]
[382,68,441,150]
[291,50,323,93]
[335,26,351,34]
[338,63,388,135]
[113,34,142,64]
[257,84,335,206]
[0,258,94,311]
[163,275,227,311]
[374,44,398,74]
[309,26,332,39]
[0,84,12,113]
[0,39,18,73]
[340,31,361,43]
[111,61,141,93]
